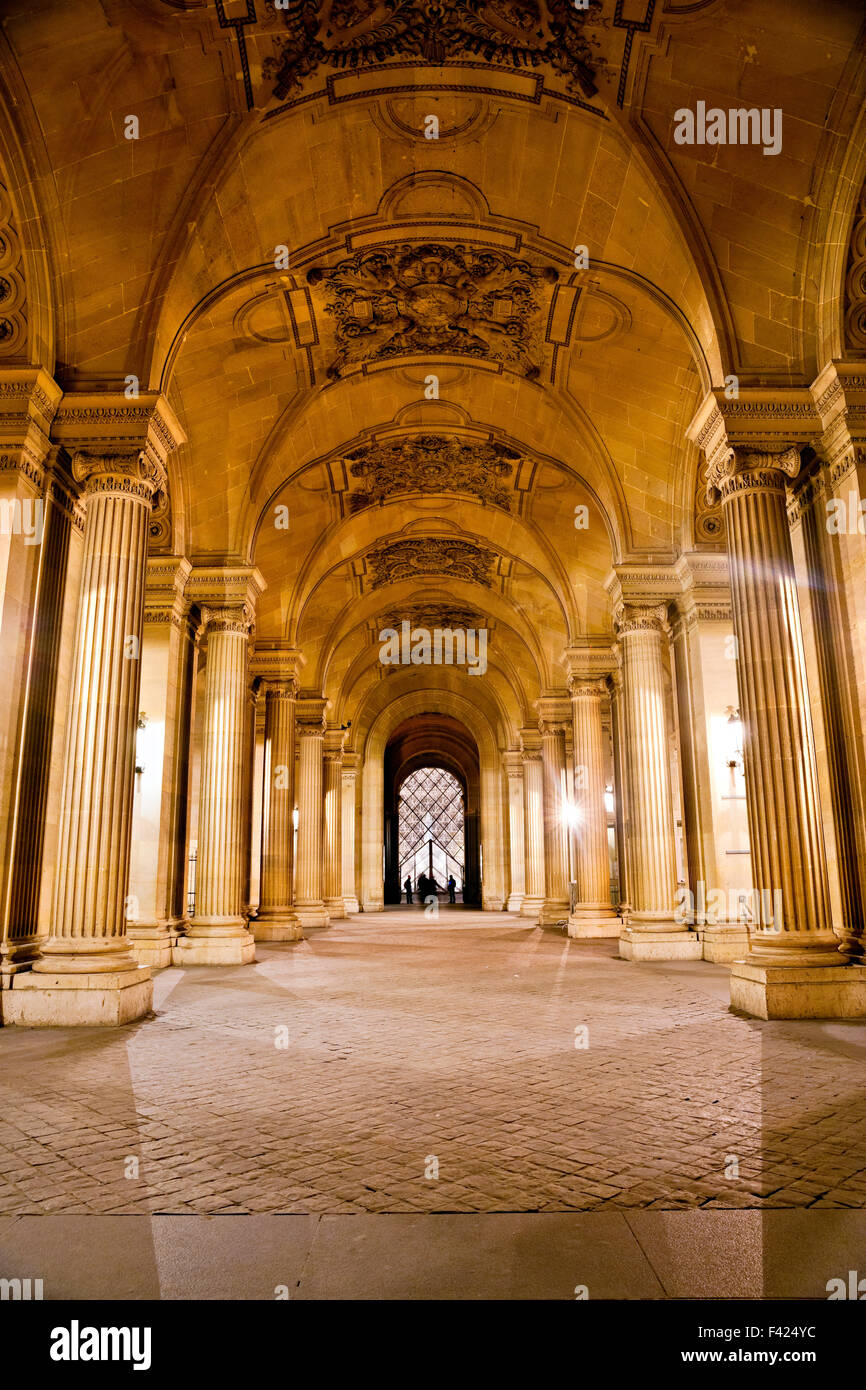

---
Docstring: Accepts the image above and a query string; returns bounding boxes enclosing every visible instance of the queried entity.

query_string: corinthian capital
[72,449,167,505]
[706,445,802,505]
[200,603,255,636]
[614,603,670,639]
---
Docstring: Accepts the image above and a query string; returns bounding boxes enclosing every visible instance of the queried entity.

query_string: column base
[251,911,303,942]
[127,923,174,969]
[324,897,346,919]
[539,898,571,927]
[730,961,866,1019]
[173,918,255,965]
[520,895,544,919]
[294,903,330,930]
[506,893,524,913]
[567,908,620,939]
[1,966,153,1026]
[699,923,750,963]
[619,927,702,961]
[343,896,360,915]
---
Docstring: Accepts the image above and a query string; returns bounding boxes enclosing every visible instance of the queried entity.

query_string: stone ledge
[619,929,703,961]
[1,967,152,1026]
[730,961,866,1019]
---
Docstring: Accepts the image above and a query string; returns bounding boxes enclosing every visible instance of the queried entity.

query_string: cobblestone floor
[1,911,865,1217]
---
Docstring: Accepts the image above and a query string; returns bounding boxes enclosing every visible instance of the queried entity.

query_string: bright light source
[563,802,583,829]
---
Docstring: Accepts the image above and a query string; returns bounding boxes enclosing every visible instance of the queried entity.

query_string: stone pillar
[502,752,525,913]
[538,704,571,926]
[609,669,629,917]
[9,400,184,1024]
[294,697,329,929]
[175,574,263,965]
[323,727,345,919]
[520,728,545,920]
[567,679,617,937]
[127,558,197,967]
[341,752,360,914]
[0,370,67,998]
[704,442,866,1016]
[254,679,301,940]
[616,605,700,961]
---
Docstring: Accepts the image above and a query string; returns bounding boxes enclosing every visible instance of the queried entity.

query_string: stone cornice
[501,750,524,778]
[342,751,361,776]
[519,727,543,759]
[249,645,306,683]
[295,696,329,734]
[144,556,192,619]
[0,368,63,481]
[323,727,346,760]
[535,695,572,731]
[688,388,823,457]
[604,565,681,609]
[561,643,617,682]
[186,566,266,613]
[51,393,185,479]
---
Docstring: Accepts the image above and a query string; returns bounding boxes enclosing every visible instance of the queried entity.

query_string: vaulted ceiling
[1,0,864,746]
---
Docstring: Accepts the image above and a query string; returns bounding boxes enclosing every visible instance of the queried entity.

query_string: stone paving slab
[1,913,865,1219]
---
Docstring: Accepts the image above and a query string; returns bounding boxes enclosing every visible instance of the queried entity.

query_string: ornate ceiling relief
[265,0,603,101]
[344,434,519,512]
[844,178,866,351]
[0,184,28,358]
[367,538,496,588]
[382,604,481,630]
[307,243,558,378]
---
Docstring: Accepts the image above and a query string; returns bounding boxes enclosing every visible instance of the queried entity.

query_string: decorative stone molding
[186,566,266,614]
[561,643,617,684]
[844,179,866,351]
[706,446,802,506]
[613,603,670,639]
[72,449,167,506]
[295,697,328,734]
[0,368,63,485]
[250,644,306,686]
[367,538,495,588]
[0,183,29,357]
[343,434,520,513]
[52,393,186,479]
[307,242,558,378]
[266,0,603,101]
[384,604,480,632]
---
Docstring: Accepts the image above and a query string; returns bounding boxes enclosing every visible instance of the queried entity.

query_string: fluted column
[538,706,571,926]
[502,752,525,913]
[127,558,196,968]
[294,698,329,929]
[568,679,617,937]
[323,727,345,919]
[11,450,166,1024]
[341,753,360,914]
[617,605,700,961]
[254,679,301,941]
[520,729,545,920]
[707,444,866,1016]
[176,604,256,964]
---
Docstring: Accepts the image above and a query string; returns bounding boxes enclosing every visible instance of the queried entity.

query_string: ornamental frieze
[307,242,557,378]
[344,434,519,512]
[265,0,603,102]
[367,537,496,588]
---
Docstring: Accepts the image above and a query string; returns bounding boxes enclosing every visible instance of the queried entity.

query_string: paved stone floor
[2,909,865,1220]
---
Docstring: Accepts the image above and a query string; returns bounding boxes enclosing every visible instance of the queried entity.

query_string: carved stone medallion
[345,434,519,512]
[368,538,496,588]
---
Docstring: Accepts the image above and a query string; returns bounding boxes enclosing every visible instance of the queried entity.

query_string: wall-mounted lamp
[135,712,147,775]
[724,705,743,785]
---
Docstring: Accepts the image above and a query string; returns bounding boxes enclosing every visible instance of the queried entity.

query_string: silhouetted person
[447,875,456,903]
[418,872,428,901]
[404,877,412,903]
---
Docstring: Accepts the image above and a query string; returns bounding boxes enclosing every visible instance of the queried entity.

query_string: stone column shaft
[342,755,360,914]
[520,730,545,919]
[503,753,525,913]
[616,607,700,962]
[539,716,571,925]
[294,699,328,929]
[255,681,301,940]
[703,432,866,1015]
[568,680,617,937]
[323,728,345,918]
[177,604,256,964]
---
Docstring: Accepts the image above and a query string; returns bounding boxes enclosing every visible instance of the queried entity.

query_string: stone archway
[383,714,481,905]
[357,687,507,913]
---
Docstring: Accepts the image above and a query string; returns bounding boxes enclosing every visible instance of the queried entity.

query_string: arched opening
[382,714,482,906]
[398,767,465,905]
